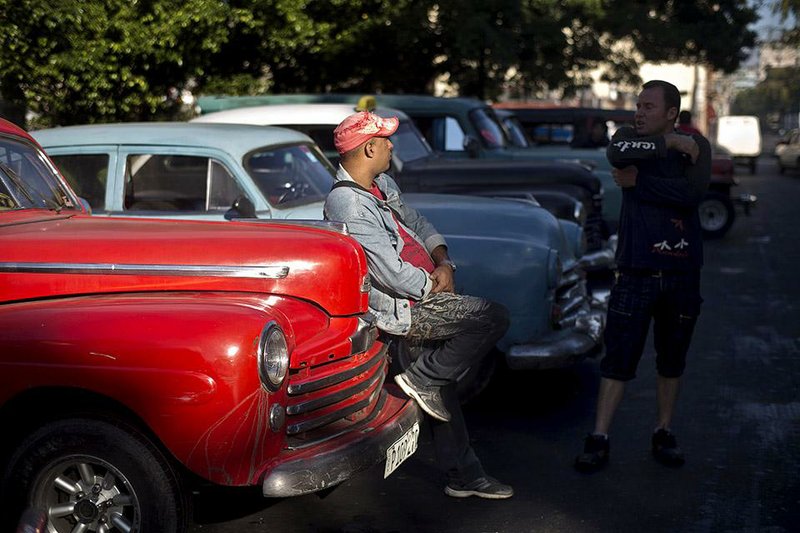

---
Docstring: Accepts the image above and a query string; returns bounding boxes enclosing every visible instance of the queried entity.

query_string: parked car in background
[1,117,422,532]
[773,128,797,160]
[715,115,762,174]
[33,122,605,388]
[776,129,800,174]
[493,106,757,239]
[491,107,623,227]
[492,104,634,148]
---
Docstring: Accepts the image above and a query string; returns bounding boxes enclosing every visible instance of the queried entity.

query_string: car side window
[443,117,466,151]
[413,116,465,152]
[49,154,109,212]
[123,154,244,213]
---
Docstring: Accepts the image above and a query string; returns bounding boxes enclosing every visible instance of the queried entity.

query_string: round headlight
[258,323,289,392]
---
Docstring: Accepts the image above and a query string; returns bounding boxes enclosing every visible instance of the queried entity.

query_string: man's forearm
[430,245,451,266]
[607,127,668,168]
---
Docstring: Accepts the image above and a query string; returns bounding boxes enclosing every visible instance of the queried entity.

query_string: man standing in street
[575,80,711,472]
[324,110,513,499]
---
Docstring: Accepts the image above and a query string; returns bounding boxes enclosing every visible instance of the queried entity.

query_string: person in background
[575,80,711,473]
[677,110,703,136]
[324,110,513,499]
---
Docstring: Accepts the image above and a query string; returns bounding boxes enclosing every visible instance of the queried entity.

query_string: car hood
[0,211,368,316]
[403,193,573,261]
[401,156,602,195]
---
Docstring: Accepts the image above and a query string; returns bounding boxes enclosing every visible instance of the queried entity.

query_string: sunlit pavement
[191,157,800,533]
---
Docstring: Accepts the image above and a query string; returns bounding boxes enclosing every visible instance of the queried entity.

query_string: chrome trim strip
[287,344,388,395]
[0,262,289,279]
[238,219,349,235]
[287,386,382,435]
[286,366,385,416]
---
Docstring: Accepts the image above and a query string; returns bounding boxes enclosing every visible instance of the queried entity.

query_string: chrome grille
[285,342,388,449]
[554,264,592,329]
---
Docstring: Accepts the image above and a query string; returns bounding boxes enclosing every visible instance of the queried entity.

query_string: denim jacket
[323,166,447,335]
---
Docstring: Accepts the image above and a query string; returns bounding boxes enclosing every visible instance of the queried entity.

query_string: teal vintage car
[33,123,605,384]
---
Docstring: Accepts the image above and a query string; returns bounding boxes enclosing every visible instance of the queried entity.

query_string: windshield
[245,143,334,207]
[0,135,77,212]
[389,121,434,163]
[469,108,509,149]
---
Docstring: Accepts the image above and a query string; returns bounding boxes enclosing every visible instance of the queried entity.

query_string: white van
[715,115,762,174]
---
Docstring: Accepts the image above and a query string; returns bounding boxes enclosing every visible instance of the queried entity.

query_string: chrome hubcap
[32,456,139,532]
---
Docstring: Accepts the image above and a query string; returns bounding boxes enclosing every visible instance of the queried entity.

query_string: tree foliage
[775,0,800,43]
[732,66,800,122]
[0,0,762,126]
[0,0,253,126]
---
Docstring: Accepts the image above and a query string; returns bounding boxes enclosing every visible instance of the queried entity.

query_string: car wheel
[1,418,188,533]
[699,192,735,239]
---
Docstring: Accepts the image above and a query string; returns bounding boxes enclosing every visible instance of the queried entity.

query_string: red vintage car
[0,118,420,532]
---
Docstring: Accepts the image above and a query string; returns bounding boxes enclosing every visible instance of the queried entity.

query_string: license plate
[384,422,420,478]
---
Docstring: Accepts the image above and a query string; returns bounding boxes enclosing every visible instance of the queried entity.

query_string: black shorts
[600,268,703,381]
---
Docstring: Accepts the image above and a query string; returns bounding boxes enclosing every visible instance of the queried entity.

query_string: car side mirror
[463,136,480,158]
[225,196,256,220]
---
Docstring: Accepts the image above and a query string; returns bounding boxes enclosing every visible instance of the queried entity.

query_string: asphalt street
[190,156,800,533]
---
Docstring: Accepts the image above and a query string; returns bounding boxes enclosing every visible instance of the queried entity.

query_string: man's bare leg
[575,377,625,472]
[594,377,626,435]
[656,376,681,430]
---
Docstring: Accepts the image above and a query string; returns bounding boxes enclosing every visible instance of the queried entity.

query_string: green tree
[732,66,800,123]
[0,0,253,126]
[194,0,439,95]
[775,0,800,42]
[597,0,757,74]
[0,0,764,124]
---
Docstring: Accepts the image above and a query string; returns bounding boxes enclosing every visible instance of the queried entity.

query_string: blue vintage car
[33,123,605,384]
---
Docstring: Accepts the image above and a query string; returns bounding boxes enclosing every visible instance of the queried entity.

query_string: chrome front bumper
[261,391,421,498]
[505,308,605,370]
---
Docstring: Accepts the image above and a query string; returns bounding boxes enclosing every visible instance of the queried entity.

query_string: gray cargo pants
[397,292,509,484]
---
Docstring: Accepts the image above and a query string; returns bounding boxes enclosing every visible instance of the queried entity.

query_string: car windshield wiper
[0,161,65,212]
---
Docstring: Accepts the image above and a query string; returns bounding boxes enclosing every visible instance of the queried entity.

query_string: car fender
[0,292,333,486]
